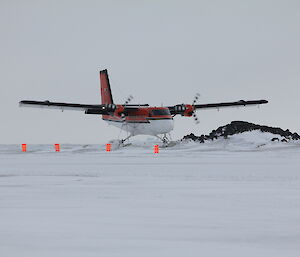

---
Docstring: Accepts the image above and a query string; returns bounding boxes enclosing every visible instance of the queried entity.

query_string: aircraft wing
[168,99,268,116]
[19,100,109,114]
[194,99,268,110]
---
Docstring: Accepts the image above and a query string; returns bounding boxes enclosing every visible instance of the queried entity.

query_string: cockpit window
[151,109,170,116]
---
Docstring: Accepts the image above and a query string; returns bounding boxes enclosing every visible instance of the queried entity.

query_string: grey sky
[1,0,299,143]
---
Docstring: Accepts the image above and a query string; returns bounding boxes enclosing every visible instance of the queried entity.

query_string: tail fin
[100,69,114,104]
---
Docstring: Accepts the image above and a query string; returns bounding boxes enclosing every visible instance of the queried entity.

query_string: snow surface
[1,132,300,257]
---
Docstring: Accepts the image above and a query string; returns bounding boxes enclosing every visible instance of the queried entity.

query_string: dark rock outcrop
[271,138,279,142]
[182,121,300,143]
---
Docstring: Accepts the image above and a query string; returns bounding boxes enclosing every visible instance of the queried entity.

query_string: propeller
[192,93,200,124]
[192,93,200,105]
[122,95,134,121]
[192,113,200,124]
[124,95,133,105]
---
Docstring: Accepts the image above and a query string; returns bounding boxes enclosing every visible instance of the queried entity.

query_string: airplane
[19,69,268,145]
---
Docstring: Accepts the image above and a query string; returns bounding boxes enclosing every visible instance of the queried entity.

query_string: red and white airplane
[20,69,268,144]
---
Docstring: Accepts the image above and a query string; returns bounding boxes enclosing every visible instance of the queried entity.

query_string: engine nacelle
[114,105,125,116]
[174,104,186,113]
[106,103,117,113]
[85,104,117,115]
[174,104,194,116]
[183,104,194,117]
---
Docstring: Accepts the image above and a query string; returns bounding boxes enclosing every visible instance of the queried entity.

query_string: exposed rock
[271,138,279,142]
[182,121,300,143]
[182,133,205,143]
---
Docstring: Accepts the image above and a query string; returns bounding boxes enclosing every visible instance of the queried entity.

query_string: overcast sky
[1,0,299,143]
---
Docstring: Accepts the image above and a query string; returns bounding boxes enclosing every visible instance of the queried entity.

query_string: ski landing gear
[155,133,176,147]
[119,135,132,147]
[108,135,132,149]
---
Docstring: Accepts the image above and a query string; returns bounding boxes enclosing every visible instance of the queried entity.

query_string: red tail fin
[100,69,114,104]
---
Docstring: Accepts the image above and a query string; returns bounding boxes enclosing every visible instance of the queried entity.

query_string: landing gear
[119,134,132,147]
[155,133,175,147]
[108,134,132,149]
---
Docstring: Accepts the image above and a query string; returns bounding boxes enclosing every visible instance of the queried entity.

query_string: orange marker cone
[154,145,159,153]
[21,144,27,152]
[106,143,111,152]
[54,144,60,152]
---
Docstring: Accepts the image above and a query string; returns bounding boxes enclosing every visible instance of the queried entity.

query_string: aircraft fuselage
[102,107,174,136]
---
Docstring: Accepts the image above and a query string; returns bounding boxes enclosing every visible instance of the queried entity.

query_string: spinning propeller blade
[192,93,201,124]
[124,95,134,105]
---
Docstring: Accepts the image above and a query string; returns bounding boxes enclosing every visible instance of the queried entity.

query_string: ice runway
[1,140,300,257]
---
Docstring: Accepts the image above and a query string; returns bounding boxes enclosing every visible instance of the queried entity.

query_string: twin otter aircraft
[20,69,268,145]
